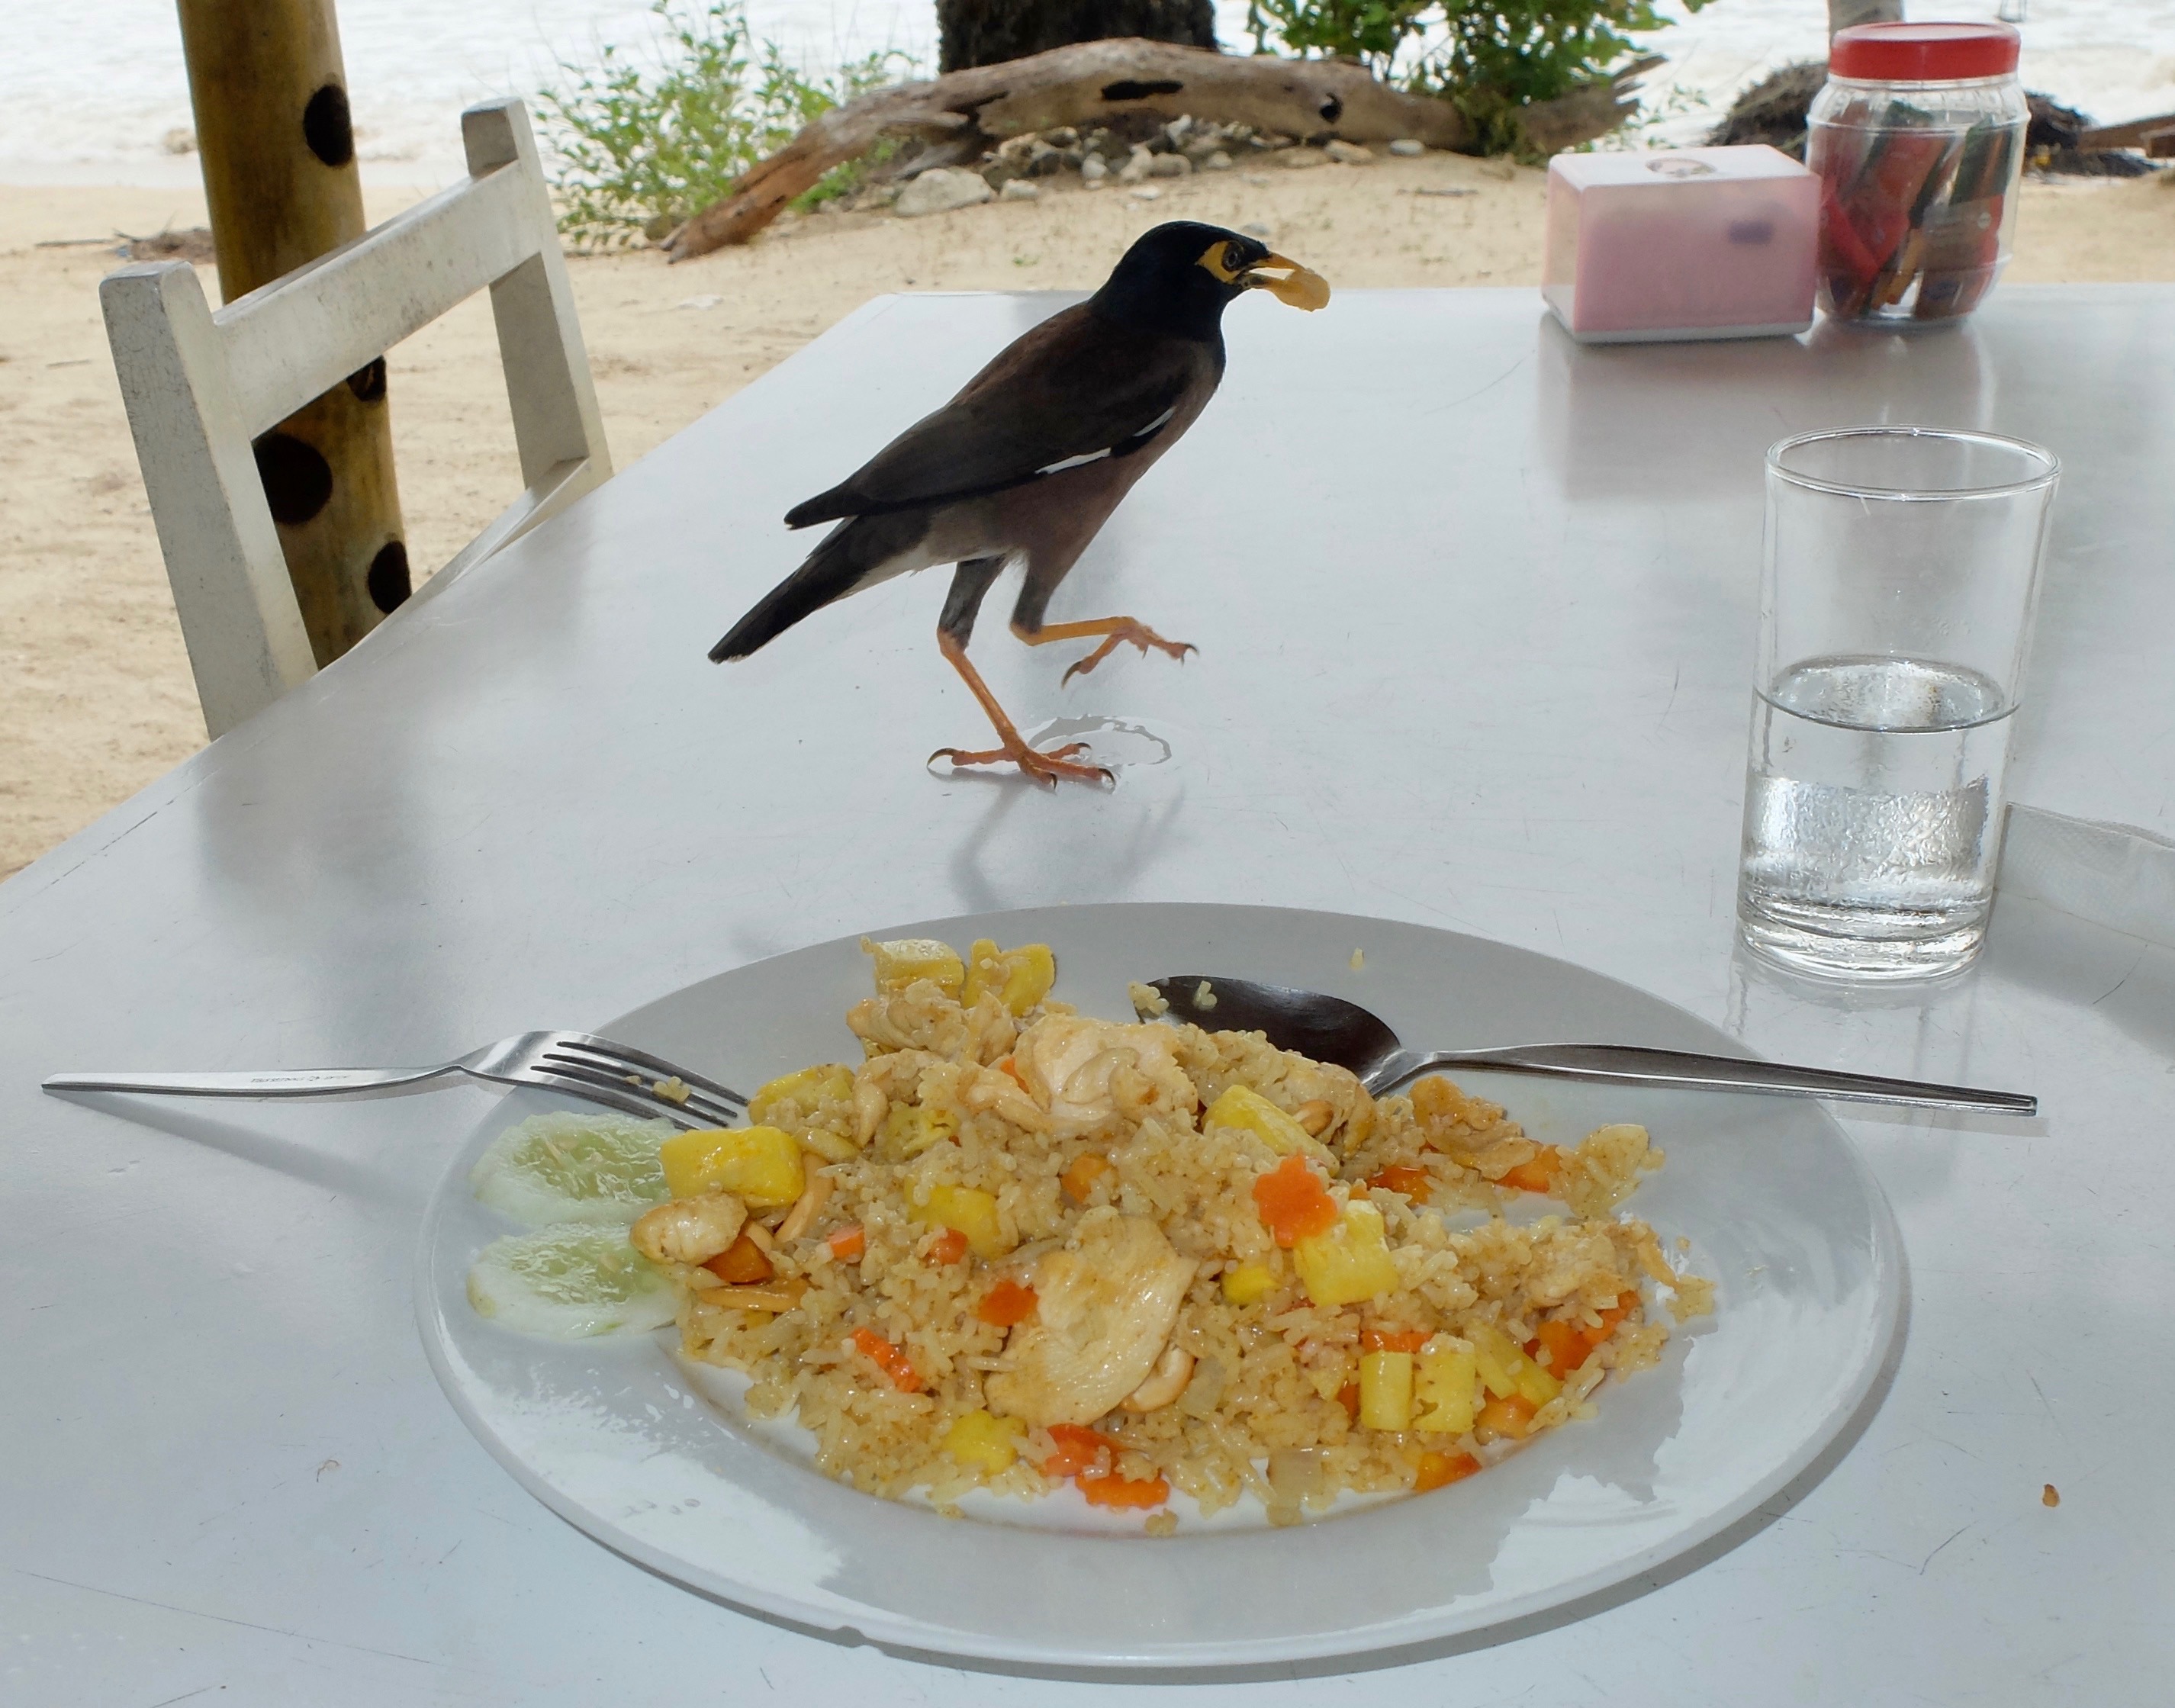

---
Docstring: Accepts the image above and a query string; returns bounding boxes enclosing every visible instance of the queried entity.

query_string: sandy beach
[4,157,2172,878]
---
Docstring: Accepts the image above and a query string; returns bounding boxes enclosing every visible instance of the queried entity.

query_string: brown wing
[783,305,1214,528]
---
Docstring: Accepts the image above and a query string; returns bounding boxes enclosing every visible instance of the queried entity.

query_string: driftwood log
[666,40,1480,261]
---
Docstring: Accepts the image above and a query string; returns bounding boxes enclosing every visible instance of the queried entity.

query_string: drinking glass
[1738,425,2059,979]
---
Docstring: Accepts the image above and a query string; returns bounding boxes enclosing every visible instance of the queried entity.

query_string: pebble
[1204,150,1232,171]
[1000,179,1040,201]
[1147,153,1192,179]
[677,294,722,310]
[896,168,995,217]
[1081,156,1106,182]
[1130,186,1163,201]
[1324,140,1375,166]
[1281,148,1327,170]
[1388,138,1425,157]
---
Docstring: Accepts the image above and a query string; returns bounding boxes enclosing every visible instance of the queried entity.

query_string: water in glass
[1739,655,2015,978]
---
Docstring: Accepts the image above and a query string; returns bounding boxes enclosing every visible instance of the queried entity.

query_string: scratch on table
[11,1566,454,1671]
[1919,1522,1973,1574]
[146,1687,220,1708]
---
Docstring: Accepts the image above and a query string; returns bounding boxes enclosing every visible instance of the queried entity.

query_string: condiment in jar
[1810,21,2027,324]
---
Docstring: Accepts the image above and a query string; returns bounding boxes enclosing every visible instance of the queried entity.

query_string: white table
[5,285,2171,1704]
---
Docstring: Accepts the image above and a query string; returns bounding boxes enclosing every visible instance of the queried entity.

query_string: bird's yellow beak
[1245,254,1330,312]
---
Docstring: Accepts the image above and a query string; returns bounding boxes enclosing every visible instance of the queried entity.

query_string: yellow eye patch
[1197,240,1248,283]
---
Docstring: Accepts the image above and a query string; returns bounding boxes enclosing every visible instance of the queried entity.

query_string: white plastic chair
[101,98,611,738]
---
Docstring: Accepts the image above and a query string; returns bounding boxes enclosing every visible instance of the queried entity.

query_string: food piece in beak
[1248,254,1331,311]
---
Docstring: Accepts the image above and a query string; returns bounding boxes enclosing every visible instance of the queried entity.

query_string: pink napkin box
[1543,146,1817,343]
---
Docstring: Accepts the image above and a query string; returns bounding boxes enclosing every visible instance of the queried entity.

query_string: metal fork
[42,1031,748,1131]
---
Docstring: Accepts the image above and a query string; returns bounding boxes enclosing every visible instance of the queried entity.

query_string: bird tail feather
[709,514,922,663]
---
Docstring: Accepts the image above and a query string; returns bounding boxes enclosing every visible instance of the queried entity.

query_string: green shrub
[537,1,910,249]
[1245,0,1706,154]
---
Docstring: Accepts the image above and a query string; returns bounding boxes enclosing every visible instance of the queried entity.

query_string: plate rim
[415,900,1906,1669]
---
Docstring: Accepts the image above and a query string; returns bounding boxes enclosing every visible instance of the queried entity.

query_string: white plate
[417,903,1903,1668]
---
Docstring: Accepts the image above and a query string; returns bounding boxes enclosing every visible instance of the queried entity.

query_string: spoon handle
[1391,1044,2037,1116]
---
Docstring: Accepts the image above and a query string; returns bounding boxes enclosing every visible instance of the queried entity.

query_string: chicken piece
[985,1214,1196,1427]
[1012,1015,1200,1134]
[629,1192,747,1267]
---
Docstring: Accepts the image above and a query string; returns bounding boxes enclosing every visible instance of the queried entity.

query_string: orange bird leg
[1012,617,1199,686]
[928,632,1113,787]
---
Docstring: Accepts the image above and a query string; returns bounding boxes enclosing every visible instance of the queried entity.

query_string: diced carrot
[1581,1289,1638,1351]
[1060,1153,1112,1202]
[1077,1472,1170,1509]
[1528,1318,1591,1377]
[1414,1450,1482,1493]
[1498,1146,1563,1195]
[826,1223,866,1262]
[1335,1382,1360,1420]
[976,1279,1038,1327]
[1359,1326,1430,1354]
[927,1227,969,1265]
[1042,1422,1116,1478]
[995,1055,1031,1092]
[705,1233,773,1285]
[1476,1393,1538,1440]
[850,1327,922,1393]
[1251,1155,1339,1248]
[1366,1164,1433,1205]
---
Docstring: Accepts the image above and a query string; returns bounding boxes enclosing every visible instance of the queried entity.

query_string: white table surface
[5,284,2173,1705]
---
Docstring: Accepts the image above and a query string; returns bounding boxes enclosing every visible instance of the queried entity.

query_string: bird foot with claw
[1061,622,1198,686]
[929,738,1114,787]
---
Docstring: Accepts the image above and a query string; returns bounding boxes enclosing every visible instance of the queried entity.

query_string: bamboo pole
[175,0,410,667]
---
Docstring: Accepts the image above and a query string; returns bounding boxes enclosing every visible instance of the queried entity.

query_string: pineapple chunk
[1203,1085,1337,1166]
[1358,1350,1415,1430]
[882,1102,958,1159]
[943,1408,1025,1475]
[865,937,964,999]
[1413,1339,1479,1436]
[747,1063,855,1126]
[1470,1323,1562,1407]
[658,1125,805,1208]
[1221,1260,1279,1305]
[962,940,1057,1016]
[912,1182,1009,1259]
[1292,1201,1401,1307]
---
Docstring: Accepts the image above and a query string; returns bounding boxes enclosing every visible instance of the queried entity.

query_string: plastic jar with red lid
[1810,21,2027,324]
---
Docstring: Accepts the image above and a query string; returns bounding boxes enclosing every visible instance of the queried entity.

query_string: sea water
[1738,655,2017,978]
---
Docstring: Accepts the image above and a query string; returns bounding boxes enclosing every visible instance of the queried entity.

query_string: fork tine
[549,1033,748,1108]
[538,1056,742,1130]
[523,1070,714,1131]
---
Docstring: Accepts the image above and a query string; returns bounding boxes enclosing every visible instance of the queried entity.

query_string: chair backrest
[101,98,611,738]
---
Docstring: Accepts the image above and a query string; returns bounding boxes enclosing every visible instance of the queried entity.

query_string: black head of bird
[709,221,1329,786]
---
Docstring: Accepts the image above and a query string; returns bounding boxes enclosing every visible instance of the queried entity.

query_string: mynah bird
[708,220,1329,784]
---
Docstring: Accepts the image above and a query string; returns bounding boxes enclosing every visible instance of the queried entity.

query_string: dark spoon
[1142,976,2036,1116]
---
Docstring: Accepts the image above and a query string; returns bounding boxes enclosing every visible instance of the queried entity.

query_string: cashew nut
[1121,1344,1196,1412]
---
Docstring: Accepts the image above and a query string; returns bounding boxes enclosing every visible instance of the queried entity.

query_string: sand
[3,156,2172,878]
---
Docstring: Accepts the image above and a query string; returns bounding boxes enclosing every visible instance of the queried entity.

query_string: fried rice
[642,937,1713,1527]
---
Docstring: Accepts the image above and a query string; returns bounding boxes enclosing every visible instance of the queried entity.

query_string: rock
[1147,151,1192,178]
[1281,147,1326,169]
[1203,150,1233,171]
[677,294,723,310]
[1118,149,1153,183]
[981,159,1019,190]
[1001,178,1041,201]
[1045,127,1079,149]
[1130,186,1163,201]
[160,127,197,156]
[1324,139,1375,165]
[1028,139,1066,175]
[1388,138,1425,157]
[896,168,995,217]
[1081,155,1107,182]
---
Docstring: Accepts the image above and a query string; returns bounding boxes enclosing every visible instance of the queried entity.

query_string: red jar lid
[1829,21,2020,82]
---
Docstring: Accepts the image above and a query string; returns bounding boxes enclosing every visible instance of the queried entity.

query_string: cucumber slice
[465,1224,678,1339]
[468,1111,673,1226]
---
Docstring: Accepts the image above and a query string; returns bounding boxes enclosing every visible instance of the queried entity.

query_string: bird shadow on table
[47,1090,427,1211]
[941,755,1189,918]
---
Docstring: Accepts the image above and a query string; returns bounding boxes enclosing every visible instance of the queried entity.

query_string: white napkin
[1999,804,2175,950]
